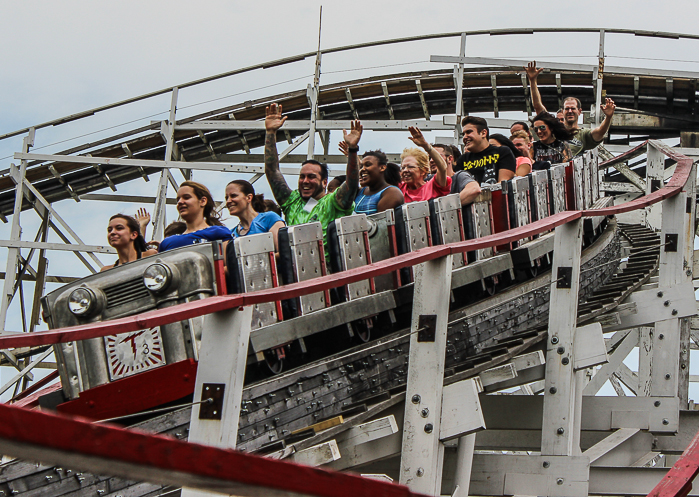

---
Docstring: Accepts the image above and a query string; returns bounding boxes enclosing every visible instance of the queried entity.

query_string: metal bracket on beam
[665,234,678,252]
[416,80,430,120]
[199,383,225,420]
[557,267,573,288]
[345,88,359,120]
[491,75,499,117]
[381,82,395,120]
[417,314,437,342]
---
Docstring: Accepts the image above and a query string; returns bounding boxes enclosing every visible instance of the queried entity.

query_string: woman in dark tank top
[100,214,156,272]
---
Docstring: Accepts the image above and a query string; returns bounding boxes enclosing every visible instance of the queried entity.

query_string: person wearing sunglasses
[530,112,575,168]
[525,61,616,157]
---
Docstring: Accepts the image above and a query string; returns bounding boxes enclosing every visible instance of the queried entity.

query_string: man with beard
[525,61,616,157]
[263,103,360,252]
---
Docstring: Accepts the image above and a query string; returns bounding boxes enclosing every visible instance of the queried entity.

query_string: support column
[153,87,178,241]
[1,129,34,332]
[307,10,322,160]
[453,434,475,497]
[594,29,605,127]
[541,219,584,456]
[399,254,453,495]
[649,160,695,402]
[181,305,253,497]
[453,33,466,148]
[645,143,666,230]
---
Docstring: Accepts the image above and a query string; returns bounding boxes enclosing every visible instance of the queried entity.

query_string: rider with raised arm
[263,103,361,251]
[525,61,617,157]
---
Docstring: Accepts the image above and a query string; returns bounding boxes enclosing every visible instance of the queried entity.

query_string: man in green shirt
[264,102,361,257]
[525,61,616,157]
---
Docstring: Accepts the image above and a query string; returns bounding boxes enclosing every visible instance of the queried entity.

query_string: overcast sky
[1,1,698,396]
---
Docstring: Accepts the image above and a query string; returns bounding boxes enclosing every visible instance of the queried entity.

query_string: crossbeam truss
[1,28,699,497]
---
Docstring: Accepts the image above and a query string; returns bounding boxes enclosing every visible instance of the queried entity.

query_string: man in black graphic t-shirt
[455,116,516,184]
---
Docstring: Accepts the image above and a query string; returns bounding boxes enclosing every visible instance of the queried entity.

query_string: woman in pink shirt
[399,126,452,203]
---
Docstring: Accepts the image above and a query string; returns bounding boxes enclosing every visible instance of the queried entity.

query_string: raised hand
[265,103,288,133]
[407,126,429,150]
[342,120,363,148]
[135,208,151,236]
[338,140,349,157]
[601,97,616,118]
[524,61,544,81]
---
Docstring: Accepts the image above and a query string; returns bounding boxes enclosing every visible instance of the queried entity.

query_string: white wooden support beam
[521,73,532,116]
[306,84,318,160]
[583,428,640,464]
[490,74,499,117]
[289,440,341,467]
[47,164,81,201]
[399,254,452,494]
[584,328,639,396]
[605,282,696,331]
[344,88,359,120]
[594,29,605,127]
[634,76,640,109]
[336,415,398,447]
[8,165,102,271]
[443,378,484,497]
[0,128,33,332]
[228,114,251,154]
[122,143,150,181]
[541,218,583,457]
[614,363,639,395]
[471,454,590,497]
[645,143,666,230]
[181,305,253,497]
[573,323,608,371]
[556,73,563,109]
[153,88,178,241]
[381,82,395,119]
[611,161,647,193]
[415,80,430,120]
[478,363,516,388]
[440,378,485,442]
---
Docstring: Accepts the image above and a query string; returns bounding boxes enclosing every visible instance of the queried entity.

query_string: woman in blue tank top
[354,150,404,215]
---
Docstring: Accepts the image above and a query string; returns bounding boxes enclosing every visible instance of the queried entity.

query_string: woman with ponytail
[101,214,157,271]
[225,180,285,252]
[158,181,232,252]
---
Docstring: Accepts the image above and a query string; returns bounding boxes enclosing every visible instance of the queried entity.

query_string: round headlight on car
[143,263,171,292]
[68,287,96,316]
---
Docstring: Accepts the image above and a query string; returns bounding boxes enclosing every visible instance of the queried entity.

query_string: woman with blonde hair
[399,127,451,203]
[158,180,232,252]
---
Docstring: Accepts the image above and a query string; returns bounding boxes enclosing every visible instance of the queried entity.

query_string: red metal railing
[0,140,692,497]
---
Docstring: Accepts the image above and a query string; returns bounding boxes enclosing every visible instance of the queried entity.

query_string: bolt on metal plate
[199,383,225,420]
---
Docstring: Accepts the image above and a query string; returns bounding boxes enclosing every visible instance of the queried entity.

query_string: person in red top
[399,126,451,203]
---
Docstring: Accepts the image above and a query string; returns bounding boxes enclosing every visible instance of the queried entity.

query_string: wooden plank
[440,379,485,442]
[584,328,639,396]
[478,363,517,387]
[581,428,640,463]
[574,323,608,371]
[338,415,398,446]
[292,416,344,435]
[289,440,341,467]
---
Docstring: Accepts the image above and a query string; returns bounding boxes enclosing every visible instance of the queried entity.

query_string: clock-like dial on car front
[104,327,166,381]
